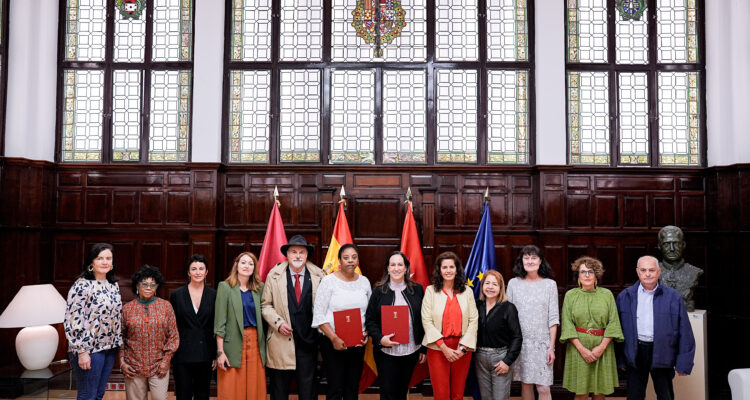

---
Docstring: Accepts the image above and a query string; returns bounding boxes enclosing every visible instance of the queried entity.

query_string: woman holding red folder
[312,243,372,400]
[421,251,478,400]
[365,251,426,400]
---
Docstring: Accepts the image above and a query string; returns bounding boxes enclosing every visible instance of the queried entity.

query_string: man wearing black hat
[261,235,326,400]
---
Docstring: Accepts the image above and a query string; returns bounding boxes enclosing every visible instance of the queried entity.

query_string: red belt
[576,326,605,336]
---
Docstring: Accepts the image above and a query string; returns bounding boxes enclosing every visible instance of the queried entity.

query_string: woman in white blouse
[312,243,371,400]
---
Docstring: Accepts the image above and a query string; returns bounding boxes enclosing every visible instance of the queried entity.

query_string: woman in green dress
[560,256,623,400]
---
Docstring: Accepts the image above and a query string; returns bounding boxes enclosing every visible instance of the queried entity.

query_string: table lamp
[0,284,67,370]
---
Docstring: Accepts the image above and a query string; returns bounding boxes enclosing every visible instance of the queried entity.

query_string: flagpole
[405,186,412,208]
[273,185,280,207]
[339,185,346,206]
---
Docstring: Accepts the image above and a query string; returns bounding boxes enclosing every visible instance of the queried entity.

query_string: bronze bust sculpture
[657,225,703,312]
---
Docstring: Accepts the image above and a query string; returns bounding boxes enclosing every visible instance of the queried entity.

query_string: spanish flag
[322,201,360,274]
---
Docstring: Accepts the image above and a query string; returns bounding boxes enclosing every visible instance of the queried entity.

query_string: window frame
[0,0,10,156]
[221,0,536,166]
[564,0,707,167]
[54,0,196,164]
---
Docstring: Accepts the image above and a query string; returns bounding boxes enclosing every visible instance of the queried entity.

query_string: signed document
[333,308,362,347]
[381,305,409,344]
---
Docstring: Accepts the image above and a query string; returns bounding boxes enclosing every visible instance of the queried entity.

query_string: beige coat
[261,260,325,370]
[421,285,479,351]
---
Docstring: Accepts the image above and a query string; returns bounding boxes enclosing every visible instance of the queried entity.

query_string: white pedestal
[646,309,707,400]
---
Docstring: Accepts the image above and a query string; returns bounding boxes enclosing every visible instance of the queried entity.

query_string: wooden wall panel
[3,158,744,398]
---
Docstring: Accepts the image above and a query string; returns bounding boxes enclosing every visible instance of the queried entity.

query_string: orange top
[435,289,463,347]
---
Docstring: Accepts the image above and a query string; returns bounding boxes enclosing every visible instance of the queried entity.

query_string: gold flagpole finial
[339,186,346,205]
[484,187,490,202]
[273,186,280,207]
[405,187,412,207]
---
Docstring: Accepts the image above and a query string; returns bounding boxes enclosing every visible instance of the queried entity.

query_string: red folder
[381,305,410,344]
[333,308,363,347]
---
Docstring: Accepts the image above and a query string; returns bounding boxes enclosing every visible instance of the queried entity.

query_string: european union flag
[464,202,496,298]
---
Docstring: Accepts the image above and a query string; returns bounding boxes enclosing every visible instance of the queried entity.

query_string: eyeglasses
[578,270,596,276]
[138,282,158,288]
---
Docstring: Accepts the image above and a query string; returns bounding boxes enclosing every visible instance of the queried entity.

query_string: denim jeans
[69,348,117,400]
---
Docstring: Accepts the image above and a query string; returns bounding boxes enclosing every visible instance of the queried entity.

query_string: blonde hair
[479,270,507,303]
[225,252,261,291]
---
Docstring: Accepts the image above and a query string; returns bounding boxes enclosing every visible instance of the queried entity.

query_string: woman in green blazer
[214,252,267,400]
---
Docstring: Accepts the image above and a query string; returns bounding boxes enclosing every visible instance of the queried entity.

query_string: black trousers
[374,350,421,400]
[320,340,365,400]
[268,341,319,400]
[626,341,676,400]
[173,361,213,400]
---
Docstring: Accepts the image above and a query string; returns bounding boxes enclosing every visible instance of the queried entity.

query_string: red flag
[402,202,431,387]
[258,202,287,282]
[401,203,429,288]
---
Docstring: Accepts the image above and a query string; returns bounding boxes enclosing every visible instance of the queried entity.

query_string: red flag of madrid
[258,202,287,282]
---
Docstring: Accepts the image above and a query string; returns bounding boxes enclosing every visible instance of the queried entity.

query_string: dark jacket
[615,282,695,374]
[365,282,425,353]
[170,284,217,364]
[476,300,523,366]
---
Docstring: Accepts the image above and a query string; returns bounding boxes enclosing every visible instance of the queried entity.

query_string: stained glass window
[488,70,528,164]
[62,70,104,162]
[567,0,608,63]
[330,70,375,164]
[225,0,532,165]
[231,0,272,61]
[229,70,271,163]
[566,0,704,166]
[619,72,649,164]
[279,0,323,61]
[382,70,426,163]
[0,0,7,149]
[60,0,194,163]
[332,0,426,62]
[435,0,478,61]
[487,0,528,62]
[280,70,321,162]
[436,70,478,163]
[657,0,699,63]
[568,71,610,165]
[658,71,700,166]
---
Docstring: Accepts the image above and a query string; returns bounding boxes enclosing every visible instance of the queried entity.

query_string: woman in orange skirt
[214,252,267,399]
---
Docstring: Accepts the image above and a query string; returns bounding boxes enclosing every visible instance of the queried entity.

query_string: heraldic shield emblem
[117,0,146,20]
[351,0,407,57]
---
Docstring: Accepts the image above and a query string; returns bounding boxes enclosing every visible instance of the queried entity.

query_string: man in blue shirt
[616,255,696,400]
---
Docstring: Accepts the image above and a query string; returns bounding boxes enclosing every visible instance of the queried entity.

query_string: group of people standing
[63,237,695,400]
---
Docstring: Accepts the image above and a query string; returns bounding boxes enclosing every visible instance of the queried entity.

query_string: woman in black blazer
[365,251,426,400]
[169,254,217,400]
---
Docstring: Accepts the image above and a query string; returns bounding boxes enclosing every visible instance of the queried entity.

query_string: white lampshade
[0,284,67,370]
[0,284,66,328]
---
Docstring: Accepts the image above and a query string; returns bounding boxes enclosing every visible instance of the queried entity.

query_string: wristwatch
[460,347,468,354]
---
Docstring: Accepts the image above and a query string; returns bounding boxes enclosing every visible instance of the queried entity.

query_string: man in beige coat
[262,235,326,400]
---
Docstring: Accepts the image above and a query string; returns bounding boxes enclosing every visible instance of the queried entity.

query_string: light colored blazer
[421,285,479,351]
[261,261,325,370]
[214,281,266,368]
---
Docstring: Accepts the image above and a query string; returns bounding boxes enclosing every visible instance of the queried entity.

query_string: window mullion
[102,0,116,163]
[141,0,155,164]
[647,0,659,166]
[607,0,617,166]
[270,0,281,164]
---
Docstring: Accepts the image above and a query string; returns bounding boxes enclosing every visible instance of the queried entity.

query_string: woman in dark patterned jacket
[120,265,179,400]
[64,243,123,400]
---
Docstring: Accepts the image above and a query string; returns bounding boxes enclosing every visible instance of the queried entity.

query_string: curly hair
[431,251,467,293]
[571,256,605,281]
[81,243,118,284]
[130,264,164,294]
[512,245,553,278]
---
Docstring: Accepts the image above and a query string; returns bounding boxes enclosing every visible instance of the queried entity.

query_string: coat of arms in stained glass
[616,0,647,21]
[351,0,406,57]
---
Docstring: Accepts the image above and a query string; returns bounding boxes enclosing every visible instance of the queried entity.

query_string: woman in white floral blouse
[64,243,123,400]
